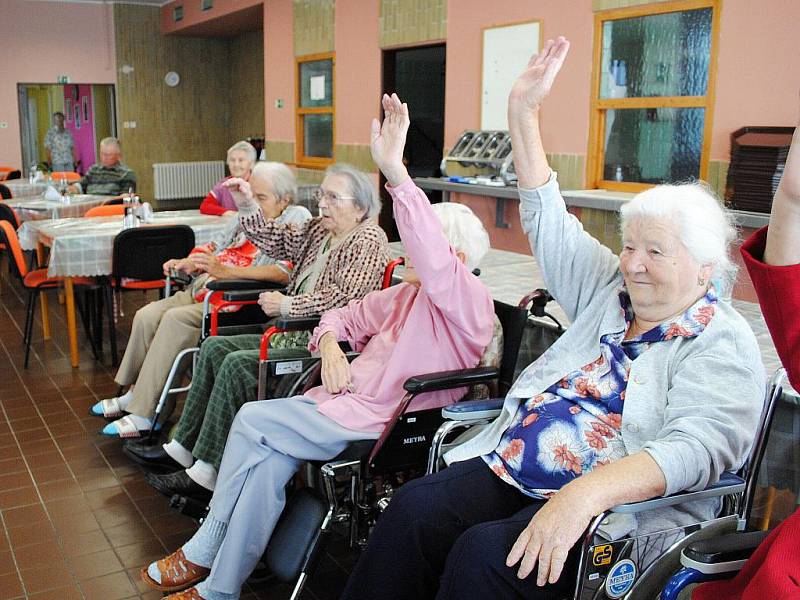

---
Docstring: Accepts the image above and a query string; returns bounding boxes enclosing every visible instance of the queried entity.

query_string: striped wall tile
[294,0,335,57]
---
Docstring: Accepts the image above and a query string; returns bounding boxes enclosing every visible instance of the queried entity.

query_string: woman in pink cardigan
[141,94,495,599]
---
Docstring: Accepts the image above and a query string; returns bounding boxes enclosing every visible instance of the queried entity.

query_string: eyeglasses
[313,188,356,205]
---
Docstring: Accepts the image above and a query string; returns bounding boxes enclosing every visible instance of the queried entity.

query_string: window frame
[295,52,335,169]
[585,0,721,192]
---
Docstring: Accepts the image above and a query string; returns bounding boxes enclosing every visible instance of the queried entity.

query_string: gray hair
[325,163,381,221]
[100,136,121,152]
[619,182,738,294]
[431,202,490,271]
[227,140,257,166]
[251,161,297,203]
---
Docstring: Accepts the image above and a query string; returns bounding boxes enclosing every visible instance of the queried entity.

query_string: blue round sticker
[605,558,636,599]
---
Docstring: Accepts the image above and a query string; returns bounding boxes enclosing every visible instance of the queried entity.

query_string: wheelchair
[257,289,564,599]
[129,273,284,448]
[421,368,783,600]
[658,368,791,600]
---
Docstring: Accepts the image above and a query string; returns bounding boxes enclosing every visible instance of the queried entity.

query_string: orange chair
[0,221,95,367]
[85,204,126,217]
[50,171,82,183]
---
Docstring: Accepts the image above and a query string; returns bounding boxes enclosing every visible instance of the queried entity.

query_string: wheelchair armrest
[442,398,504,421]
[682,530,769,566]
[610,472,745,514]
[206,278,285,292]
[403,366,499,394]
[273,315,322,330]
[220,289,264,302]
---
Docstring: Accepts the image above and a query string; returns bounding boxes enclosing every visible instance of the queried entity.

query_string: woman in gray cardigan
[343,37,765,600]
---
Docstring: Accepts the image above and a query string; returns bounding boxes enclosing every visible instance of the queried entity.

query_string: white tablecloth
[18,210,235,277]
[2,178,49,197]
[8,194,113,222]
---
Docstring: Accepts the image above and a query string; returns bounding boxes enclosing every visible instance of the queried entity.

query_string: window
[586,0,720,190]
[296,53,334,168]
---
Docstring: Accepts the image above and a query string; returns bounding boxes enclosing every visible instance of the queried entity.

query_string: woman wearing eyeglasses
[128,164,391,502]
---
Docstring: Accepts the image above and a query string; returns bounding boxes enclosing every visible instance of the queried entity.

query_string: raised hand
[764,93,800,265]
[370,93,411,187]
[508,37,570,116]
[223,177,256,209]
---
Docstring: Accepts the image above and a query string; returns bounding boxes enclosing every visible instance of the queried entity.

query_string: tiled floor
[0,278,354,600]
[0,246,783,600]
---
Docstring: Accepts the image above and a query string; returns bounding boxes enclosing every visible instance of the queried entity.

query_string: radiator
[153,161,225,201]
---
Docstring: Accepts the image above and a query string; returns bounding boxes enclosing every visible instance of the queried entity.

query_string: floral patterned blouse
[484,285,718,499]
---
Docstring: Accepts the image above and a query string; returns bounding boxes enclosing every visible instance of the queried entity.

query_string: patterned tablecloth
[2,178,49,197]
[18,210,235,277]
[7,194,114,222]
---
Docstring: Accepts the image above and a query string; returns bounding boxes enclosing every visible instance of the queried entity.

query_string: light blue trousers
[204,395,378,595]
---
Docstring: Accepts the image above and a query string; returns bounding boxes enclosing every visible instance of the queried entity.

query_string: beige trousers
[115,290,204,418]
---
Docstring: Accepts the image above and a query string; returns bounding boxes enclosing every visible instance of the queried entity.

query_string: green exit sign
[57,75,70,84]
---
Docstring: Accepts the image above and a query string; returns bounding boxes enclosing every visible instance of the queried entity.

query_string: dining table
[17,209,236,367]
[6,194,115,222]
[2,178,50,197]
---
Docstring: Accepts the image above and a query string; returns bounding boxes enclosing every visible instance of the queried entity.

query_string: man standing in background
[44,111,77,172]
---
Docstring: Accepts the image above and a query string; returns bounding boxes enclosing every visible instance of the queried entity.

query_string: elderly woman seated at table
[200,141,257,216]
[125,163,390,491]
[140,93,495,600]
[342,39,765,600]
[93,162,312,437]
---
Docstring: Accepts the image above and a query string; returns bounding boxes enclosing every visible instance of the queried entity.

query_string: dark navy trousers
[341,457,581,599]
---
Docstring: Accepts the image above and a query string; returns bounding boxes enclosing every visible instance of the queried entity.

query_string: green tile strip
[547,153,586,190]
[593,0,672,11]
[264,141,295,164]
[706,159,730,203]
[294,0,335,57]
[335,144,376,173]
[380,0,447,48]
[296,168,327,185]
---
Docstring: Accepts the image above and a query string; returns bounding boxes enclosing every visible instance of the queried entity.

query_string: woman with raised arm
[342,37,765,600]
[139,95,495,599]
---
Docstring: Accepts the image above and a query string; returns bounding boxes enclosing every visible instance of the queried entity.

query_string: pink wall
[0,0,116,170]
[444,0,594,154]
[64,85,96,173]
[264,0,295,141]
[161,0,262,34]
[335,0,382,145]
[711,0,800,159]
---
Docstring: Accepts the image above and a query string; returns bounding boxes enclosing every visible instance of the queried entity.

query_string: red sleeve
[200,190,227,216]
[741,226,800,389]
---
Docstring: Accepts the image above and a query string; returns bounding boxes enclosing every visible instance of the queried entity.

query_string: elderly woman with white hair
[131,162,392,495]
[342,38,765,600]
[140,94,495,599]
[94,162,312,437]
[200,140,258,216]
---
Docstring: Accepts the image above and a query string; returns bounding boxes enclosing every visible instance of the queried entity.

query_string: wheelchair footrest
[265,487,329,583]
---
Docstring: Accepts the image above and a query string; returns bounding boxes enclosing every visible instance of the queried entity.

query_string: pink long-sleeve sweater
[307,178,495,433]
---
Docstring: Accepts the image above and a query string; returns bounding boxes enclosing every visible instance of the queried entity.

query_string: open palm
[370,93,410,184]
[509,37,570,113]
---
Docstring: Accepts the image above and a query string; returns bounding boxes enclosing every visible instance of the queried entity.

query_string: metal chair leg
[104,282,118,366]
[23,290,38,368]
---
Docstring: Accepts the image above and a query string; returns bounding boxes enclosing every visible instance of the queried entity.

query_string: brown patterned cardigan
[239,205,390,316]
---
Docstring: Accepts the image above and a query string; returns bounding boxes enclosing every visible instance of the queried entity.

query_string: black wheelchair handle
[683,530,770,564]
[273,315,322,330]
[207,279,286,292]
[403,366,499,394]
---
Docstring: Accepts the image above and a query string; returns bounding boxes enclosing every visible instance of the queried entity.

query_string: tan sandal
[140,548,210,593]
